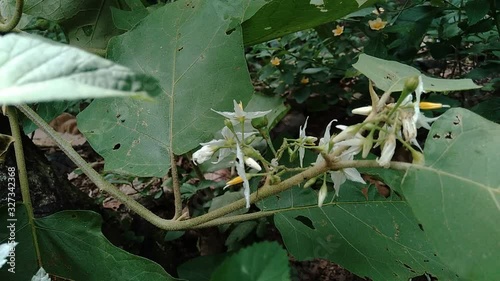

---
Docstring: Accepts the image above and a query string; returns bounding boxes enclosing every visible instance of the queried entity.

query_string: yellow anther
[224,176,243,189]
[419,102,449,110]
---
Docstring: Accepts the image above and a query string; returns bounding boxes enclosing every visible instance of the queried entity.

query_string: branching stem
[17,104,411,230]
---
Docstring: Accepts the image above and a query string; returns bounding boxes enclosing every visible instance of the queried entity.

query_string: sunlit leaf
[401,108,500,281]
[242,0,377,45]
[0,34,159,105]
[353,54,481,92]
[78,0,263,177]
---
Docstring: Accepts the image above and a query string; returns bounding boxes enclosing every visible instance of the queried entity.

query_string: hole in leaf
[294,215,315,230]
[113,143,121,150]
[120,119,125,123]
[225,28,236,35]
[178,46,184,51]
[418,223,424,231]
[423,259,429,262]
[453,115,461,125]
[445,132,453,139]
[432,134,440,139]
[116,114,121,118]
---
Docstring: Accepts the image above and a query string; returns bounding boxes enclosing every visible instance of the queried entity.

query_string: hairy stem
[17,104,411,230]
[170,153,183,220]
[0,0,23,32]
[5,106,42,266]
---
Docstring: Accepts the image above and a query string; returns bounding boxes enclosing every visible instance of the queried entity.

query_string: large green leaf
[1,206,178,280]
[0,205,38,280]
[0,34,159,105]
[210,241,290,281]
[35,210,179,280]
[401,108,500,281]
[241,0,377,46]
[270,183,459,281]
[62,0,122,49]
[78,0,260,177]
[353,54,481,92]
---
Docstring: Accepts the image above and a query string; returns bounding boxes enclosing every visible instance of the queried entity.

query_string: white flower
[0,242,17,269]
[298,117,309,167]
[192,144,218,165]
[329,154,366,196]
[377,129,396,168]
[244,157,262,171]
[212,100,271,125]
[314,120,335,165]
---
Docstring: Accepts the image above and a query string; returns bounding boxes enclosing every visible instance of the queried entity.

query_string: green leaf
[62,0,122,49]
[178,254,228,281]
[464,0,490,25]
[209,191,248,217]
[401,108,500,281]
[262,178,459,281]
[111,0,149,30]
[0,34,160,105]
[1,206,179,280]
[210,241,290,281]
[470,97,500,123]
[0,205,38,280]
[242,0,377,45]
[78,0,256,177]
[353,54,481,92]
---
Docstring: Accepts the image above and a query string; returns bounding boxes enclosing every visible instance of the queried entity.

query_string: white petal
[344,168,366,184]
[377,134,396,168]
[236,145,251,208]
[192,145,215,165]
[0,242,17,269]
[330,171,346,196]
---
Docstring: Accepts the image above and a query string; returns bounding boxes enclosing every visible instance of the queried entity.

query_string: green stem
[170,152,183,220]
[258,128,277,157]
[5,106,42,266]
[0,0,23,32]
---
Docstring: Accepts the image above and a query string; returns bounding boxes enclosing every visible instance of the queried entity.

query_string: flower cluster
[192,100,271,208]
[296,76,448,207]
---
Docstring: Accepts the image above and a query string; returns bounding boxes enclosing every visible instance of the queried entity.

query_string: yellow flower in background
[368,18,387,30]
[271,57,281,66]
[332,25,344,36]
[300,76,310,84]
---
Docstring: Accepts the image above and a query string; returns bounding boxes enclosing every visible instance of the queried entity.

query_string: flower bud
[318,181,328,208]
[304,176,319,189]
[224,119,234,131]
[251,116,268,129]
[403,76,420,94]
[352,106,373,116]
[244,157,262,171]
